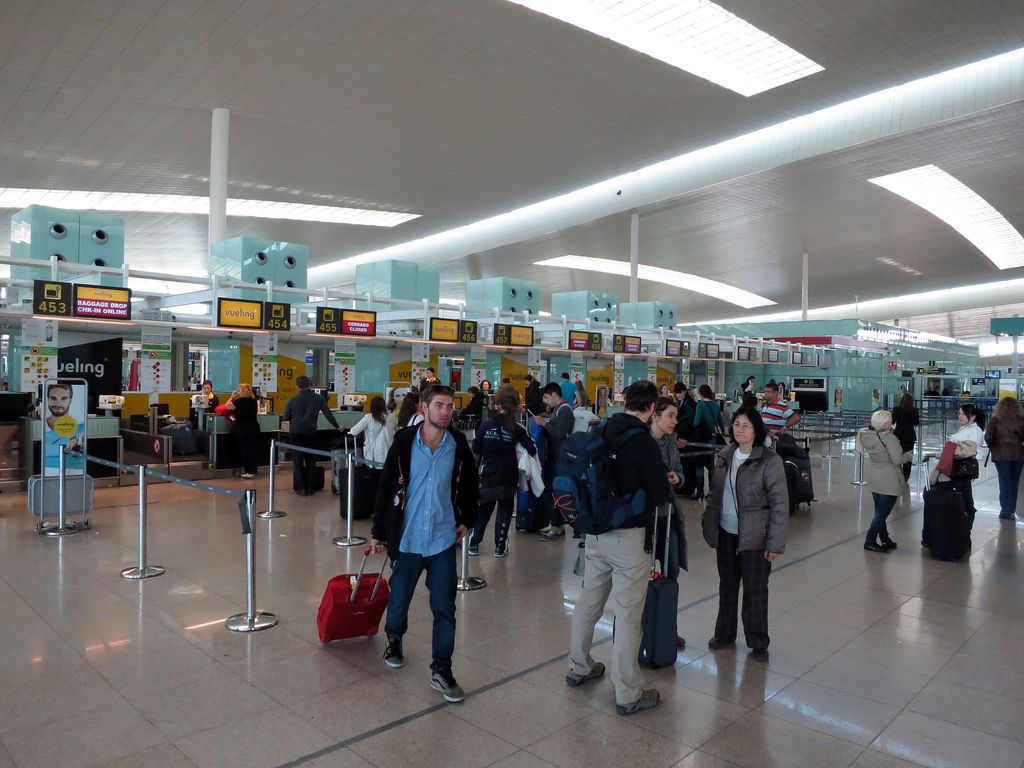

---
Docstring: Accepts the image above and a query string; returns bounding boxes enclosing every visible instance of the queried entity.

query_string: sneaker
[383,634,405,669]
[864,542,888,553]
[540,527,566,541]
[881,540,898,551]
[707,636,735,650]
[1000,514,1016,520]
[241,473,255,479]
[430,668,465,703]
[616,688,660,715]
[565,661,605,687]
[749,648,770,663]
[494,546,507,558]
[468,545,479,557]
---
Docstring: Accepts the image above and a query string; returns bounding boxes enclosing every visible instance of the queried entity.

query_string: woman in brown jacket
[702,407,788,663]
[985,396,1024,520]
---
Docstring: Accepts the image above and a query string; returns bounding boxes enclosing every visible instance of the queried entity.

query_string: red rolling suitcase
[317,546,390,642]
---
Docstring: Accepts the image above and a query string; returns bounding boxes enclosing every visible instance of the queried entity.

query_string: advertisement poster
[21,318,59,393]
[646,357,658,384]
[614,354,625,394]
[58,336,123,412]
[570,353,585,385]
[470,346,487,388]
[252,334,279,393]
[42,379,86,476]
[334,340,356,395]
[140,329,172,393]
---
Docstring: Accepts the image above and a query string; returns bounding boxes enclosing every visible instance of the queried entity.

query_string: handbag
[950,455,979,480]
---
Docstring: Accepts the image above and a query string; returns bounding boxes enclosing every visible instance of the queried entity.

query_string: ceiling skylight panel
[506,0,823,96]
[534,255,775,308]
[868,165,1024,270]
[0,188,419,227]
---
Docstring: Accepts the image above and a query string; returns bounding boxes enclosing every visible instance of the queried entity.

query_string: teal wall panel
[207,339,241,391]
[355,346,391,393]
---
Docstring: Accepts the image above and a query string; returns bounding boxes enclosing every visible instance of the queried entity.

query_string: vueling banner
[57,334,123,411]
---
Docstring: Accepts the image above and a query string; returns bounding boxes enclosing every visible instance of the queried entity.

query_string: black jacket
[371,424,479,558]
[283,389,338,433]
[473,416,536,494]
[891,405,919,452]
[524,381,543,415]
[461,392,485,418]
[604,413,672,531]
[675,395,697,439]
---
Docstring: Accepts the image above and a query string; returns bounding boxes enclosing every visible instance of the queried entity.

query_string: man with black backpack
[562,380,672,715]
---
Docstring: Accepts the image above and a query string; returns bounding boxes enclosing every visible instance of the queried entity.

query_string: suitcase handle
[349,546,389,603]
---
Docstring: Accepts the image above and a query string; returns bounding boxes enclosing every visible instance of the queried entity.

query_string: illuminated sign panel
[33,281,74,317]
[218,298,263,329]
[73,284,132,320]
[430,318,478,344]
[612,334,642,354]
[568,330,602,351]
[264,302,290,331]
[494,323,534,347]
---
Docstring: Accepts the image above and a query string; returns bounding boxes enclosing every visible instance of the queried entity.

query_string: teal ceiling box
[991,317,1024,336]
[466,277,540,314]
[416,264,440,303]
[551,291,618,323]
[270,241,308,301]
[619,301,677,328]
[212,236,307,302]
[78,212,124,286]
[10,205,80,284]
[355,259,437,303]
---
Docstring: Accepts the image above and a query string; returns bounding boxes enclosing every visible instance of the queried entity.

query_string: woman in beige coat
[857,410,907,553]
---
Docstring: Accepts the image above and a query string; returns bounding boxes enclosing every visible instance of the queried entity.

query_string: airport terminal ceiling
[1,0,1024,344]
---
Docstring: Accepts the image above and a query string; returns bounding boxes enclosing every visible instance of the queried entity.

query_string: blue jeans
[995,460,1024,517]
[384,545,457,672]
[866,492,898,545]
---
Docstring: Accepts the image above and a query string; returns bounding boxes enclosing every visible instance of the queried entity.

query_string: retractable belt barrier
[68,449,277,633]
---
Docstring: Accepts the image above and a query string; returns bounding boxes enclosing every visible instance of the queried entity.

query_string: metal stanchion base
[333,535,368,548]
[39,521,87,536]
[121,565,166,580]
[457,576,487,591]
[225,611,279,632]
[257,509,287,519]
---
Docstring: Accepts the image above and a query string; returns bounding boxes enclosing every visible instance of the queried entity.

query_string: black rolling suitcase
[311,465,326,492]
[922,471,970,561]
[776,435,813,513]
[638,505,679,668]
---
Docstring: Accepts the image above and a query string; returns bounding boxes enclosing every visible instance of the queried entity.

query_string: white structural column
[801,252,809,321]
[208,108,230,273]
[629,212,640,305]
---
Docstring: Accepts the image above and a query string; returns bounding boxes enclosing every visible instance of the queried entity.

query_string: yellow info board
[217,298,263,329]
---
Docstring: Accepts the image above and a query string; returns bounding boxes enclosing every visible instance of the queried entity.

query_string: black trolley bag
[776,435,814,513]
[638,504,679,668]
[922,462,971,561]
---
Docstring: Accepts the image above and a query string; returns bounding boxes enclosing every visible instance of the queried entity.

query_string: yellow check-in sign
[218,298,263,329]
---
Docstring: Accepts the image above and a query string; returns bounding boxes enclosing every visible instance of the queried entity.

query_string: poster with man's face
[43,380,86,476]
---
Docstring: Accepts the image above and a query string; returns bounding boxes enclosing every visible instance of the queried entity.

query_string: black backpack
[551,423,647,535]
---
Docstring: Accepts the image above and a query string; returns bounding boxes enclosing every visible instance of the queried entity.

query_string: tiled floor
[1,455,1023,768]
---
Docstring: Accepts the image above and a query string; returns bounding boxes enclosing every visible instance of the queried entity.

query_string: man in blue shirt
[559,371,576,405]
[371,385,479,702]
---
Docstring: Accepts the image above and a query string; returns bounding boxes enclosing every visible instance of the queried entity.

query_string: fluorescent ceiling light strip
[868,165,1024,270]
[535,255,775,309]
[0,189,418,227]
[505,0,823,96]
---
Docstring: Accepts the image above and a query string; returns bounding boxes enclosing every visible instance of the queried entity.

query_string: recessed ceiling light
[0,189,419,227]
[505,0,823,96]
[868,165,1024,270]
[534,255,775,309]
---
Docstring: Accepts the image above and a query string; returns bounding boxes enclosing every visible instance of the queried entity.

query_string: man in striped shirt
[759,381,799,436]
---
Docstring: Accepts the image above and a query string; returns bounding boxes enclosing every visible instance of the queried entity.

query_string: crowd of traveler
[272,371,1020,717]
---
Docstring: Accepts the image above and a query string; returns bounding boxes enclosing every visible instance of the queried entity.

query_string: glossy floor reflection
[1,456,1023,768]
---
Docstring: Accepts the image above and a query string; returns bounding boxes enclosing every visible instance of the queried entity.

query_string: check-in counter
[23,415,123,480]
[206,414,282,470]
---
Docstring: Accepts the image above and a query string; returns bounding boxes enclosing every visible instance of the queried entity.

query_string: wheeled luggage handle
[349,545,389,603]
[649,503,673,573]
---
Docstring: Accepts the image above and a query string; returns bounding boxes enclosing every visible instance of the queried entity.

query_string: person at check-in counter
[283,375,343,496]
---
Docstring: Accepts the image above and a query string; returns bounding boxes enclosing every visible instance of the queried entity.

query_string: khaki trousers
[568,527,649,706]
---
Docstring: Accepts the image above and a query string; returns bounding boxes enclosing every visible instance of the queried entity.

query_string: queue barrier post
[120,465,166,579]
[258,439,286,519]
[226,488,279,633]
[43,444,85,537]
[851,448,868,486]
[456,533,487,592]
[333,451,367,548]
